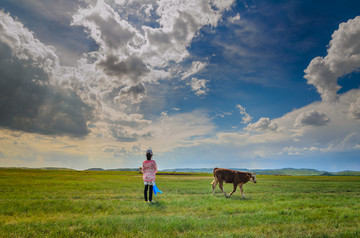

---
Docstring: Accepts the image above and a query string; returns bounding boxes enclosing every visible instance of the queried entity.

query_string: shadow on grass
[147,201,167,210]
[228,196,255,201]
[212,194,255,201]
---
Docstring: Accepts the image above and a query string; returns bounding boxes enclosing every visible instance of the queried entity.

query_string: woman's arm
[154,161,157,173]
[142,162,147,173]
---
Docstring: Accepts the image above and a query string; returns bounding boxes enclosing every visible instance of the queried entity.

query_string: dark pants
[144,185,153,201]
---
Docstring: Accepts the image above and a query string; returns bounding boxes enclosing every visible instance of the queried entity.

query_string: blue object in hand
[153,183,162,195]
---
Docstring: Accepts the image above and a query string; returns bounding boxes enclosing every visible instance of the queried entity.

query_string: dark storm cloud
[110,126,153,142]
[111,127,137,142]
[97,55,150,82]
[0,42,93,137]
[116,82,147,104]
[0,0,96,66]
[294,110,330,127]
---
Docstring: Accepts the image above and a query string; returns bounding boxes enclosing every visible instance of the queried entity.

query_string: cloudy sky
[1,0,360,171]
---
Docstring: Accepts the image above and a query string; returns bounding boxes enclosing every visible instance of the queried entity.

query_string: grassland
[0,169,359,237]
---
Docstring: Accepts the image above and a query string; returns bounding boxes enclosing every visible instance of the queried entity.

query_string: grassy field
[0,169,359,237]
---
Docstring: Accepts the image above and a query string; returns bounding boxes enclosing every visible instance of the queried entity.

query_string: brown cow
[211,168,257,198]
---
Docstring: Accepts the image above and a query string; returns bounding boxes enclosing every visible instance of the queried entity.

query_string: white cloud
[326,132,360,152]
[216,112,232,118]
[4,0,360,170]
[279,146,320,156]
[3,0,232,142]
[64,0,234,140]
[68,0,235,107]
[0,11,95,137]
[4,0,84,24]
[304,16,360,102]
[188,78,209,96]
[141,0,234,67]
[228,13,241,24]
[209,87,360,161]
[0,11,59,74]
[349,96,360,120]
[212,0,236,11]
[236,104,252,124]
[280,146,301,156]
[160,111,168,118]
[140,110,215,152]
[181,61,207,80]
[72,0,141,52]
[246,117,278,132]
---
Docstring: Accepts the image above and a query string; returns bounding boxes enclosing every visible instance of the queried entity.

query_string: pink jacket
[142,160,157,182]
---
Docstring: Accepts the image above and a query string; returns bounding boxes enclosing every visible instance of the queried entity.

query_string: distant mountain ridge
[85,167,360,176]
[85,168,139,172]
[2,167,359,176]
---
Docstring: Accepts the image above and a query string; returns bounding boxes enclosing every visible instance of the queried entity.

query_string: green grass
[0,169,359,237]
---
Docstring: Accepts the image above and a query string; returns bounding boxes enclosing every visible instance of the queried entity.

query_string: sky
[0,0,360,172]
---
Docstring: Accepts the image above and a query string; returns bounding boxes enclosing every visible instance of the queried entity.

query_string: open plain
[0,169,359,237]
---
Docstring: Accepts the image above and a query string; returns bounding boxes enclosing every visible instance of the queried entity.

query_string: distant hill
[160,168,360,176]
[84,168,139,171]
[107,168,139,171]
[2,167,359,176]
[319,172,335,176]
[334,171,360,176]
[0,167,75,171]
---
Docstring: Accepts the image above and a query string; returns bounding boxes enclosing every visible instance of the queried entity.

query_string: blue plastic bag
[153,183,162,195]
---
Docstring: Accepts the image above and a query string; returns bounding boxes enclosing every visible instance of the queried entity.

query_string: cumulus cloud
[304,16,360,102]
[228,13,241,24]
[69,0,234,106]
[142,0,234,67]
[216,112,232,118]
[294,110,331,127]
[188,78,209,96]
[0,10,58,74]
[349,96,360,120]
[0,11,93,137]
[246,117,278,132]
[216,97,350,159]
[97,55,150,83]
[279,146,319,156]
[113,82,147,104]
[0,0,238,168]
[236,104,252,124]
[72,0,141,52]
[111,127,138,142]
[181,61,207,80]
[71,0,233,143]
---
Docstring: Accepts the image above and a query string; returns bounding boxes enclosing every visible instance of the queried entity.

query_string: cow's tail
[211,168,218,184]
[211,167,219,185]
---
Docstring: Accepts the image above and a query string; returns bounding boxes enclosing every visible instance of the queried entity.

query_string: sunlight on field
[0,169,359,237]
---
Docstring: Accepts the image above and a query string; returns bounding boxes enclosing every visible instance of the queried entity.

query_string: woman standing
[142,149,157,202]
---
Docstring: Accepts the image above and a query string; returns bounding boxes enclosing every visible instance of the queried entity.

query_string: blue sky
[0,0,359,171]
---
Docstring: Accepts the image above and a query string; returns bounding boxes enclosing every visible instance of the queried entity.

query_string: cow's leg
[227,183,237,198]
[239,185,245,199]
[212,178,218,196]
[219,181,227,197]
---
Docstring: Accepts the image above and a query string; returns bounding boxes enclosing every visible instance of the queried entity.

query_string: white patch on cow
[251,174,257,183]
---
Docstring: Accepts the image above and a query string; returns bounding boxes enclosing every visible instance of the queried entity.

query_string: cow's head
[250,173,257,183]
